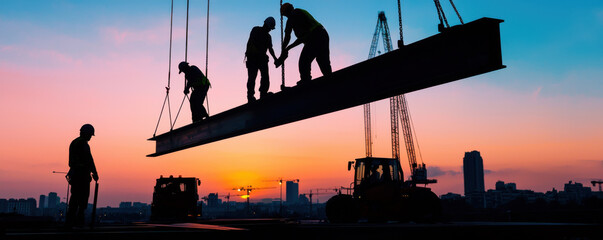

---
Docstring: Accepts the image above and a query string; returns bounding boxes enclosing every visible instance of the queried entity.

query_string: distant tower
[47,192,59,209]
[39,195,47,209]
[286,181,299,204]
[463,150,485,195]
[463,151,485,207]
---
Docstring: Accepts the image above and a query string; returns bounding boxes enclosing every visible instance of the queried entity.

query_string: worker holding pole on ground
[65,124,99,228]
[276,2,332,85]
[245,17,278,103]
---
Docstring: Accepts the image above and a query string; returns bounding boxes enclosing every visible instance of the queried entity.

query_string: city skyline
[1,1,602,207]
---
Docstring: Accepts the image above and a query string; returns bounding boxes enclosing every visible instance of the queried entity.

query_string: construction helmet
[280,3,293,16]
[80,124,95,136]
[264,17,276,30]
[178,61,189,74]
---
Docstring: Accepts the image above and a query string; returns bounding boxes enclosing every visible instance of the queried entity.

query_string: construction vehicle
[326,157,440,222]
[592,180,603,192]
[325,11,441,223]
[151,175,201,221]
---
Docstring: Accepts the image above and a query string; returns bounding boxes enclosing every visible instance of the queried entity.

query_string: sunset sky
[1,0,602,207]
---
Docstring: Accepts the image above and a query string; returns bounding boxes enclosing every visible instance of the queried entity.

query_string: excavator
[325,11,441,223]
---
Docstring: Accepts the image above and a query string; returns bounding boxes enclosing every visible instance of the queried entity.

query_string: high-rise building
[463,150,485,195]
[39,195,47,209]
[120,202,133,208]
[463,150,485,207]
[286,181,299,204]
[47,192,59,209]
[206,193,221,208]
[7,198,37,216]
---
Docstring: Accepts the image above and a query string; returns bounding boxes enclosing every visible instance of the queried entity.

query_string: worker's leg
[75,182,90,226]
[190,90,207,122]
[246,61,259,101]
[65,191,78,226]
[66,180,89,227]
[258,61,270,97]
[298,44,316,83]
[315,27,332,76]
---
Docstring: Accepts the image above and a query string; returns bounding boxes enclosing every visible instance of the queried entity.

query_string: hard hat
[264,17,276,30]
[80,124,95,136]
[280,3,293,15]
[178,61,189,74]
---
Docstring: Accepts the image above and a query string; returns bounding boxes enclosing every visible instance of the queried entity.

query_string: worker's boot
[297,79,311,85]
[247,95,256,103]
[260,91,273,99]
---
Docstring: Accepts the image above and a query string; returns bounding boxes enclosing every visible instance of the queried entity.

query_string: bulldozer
[326,157,441,223]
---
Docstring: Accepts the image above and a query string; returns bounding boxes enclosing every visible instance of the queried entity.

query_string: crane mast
[367,12,435,185]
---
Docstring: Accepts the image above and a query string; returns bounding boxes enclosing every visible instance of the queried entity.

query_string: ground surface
[2,219,602,240]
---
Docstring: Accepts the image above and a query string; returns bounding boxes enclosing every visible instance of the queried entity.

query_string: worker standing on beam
[245,17,278,103]
[65,124,99,228]
[276,2,332,85]
[179,61,210,122]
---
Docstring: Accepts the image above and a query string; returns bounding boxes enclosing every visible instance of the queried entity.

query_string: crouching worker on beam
[276,2,332,85]
[246,17,278,103]
[179,61,210,123]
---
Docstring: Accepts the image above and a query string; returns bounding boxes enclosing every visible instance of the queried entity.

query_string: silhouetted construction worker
[66,124,99,227]
[276,3,332,85]
[179,61,210,122]
[246,17,278,103]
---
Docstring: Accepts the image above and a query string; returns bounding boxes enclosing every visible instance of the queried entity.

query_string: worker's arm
[91,159,99,181]
[183,78,190,94]
[269,46,277,62]
[281,21,293,52]
[285,38,302,52]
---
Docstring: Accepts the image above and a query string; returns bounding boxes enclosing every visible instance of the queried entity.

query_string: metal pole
[279,179,283,216]
[90,181,99,229]
[52,171,70,220]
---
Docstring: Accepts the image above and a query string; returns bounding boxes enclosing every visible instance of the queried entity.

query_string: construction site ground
[3,218,602,240]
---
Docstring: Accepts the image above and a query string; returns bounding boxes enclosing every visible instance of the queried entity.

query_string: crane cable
[280,0,286,89]
[172,0,191,128]
[397,0,403,46]
[434,0,464,30]
[153,0,176,137]
[397,0,425,167]
[434,0,450,29]
[449,0,464,24]
[204,0,210,115]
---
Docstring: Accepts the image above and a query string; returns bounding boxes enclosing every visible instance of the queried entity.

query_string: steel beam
[148,17,505,157]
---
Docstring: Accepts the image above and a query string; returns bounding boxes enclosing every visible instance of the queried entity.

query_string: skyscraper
[286,181,299,204]
[463,150,485,196]
[47,192,59,209]
[39,195,46,209]
[463,151,486,207]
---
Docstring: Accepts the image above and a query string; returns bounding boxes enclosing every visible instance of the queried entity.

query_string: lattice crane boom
[367,11,434,185]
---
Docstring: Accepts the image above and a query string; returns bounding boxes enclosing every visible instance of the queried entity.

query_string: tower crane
[326,11,443,223]
[366,12,436,186]
[233,185,275,213]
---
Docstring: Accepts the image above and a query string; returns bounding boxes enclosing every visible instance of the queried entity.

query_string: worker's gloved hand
[92,173,99,181]
[184,88,190,95]
[275,51,288,68]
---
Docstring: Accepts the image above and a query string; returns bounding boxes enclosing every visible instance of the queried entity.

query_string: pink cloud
[99,24,183,46]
